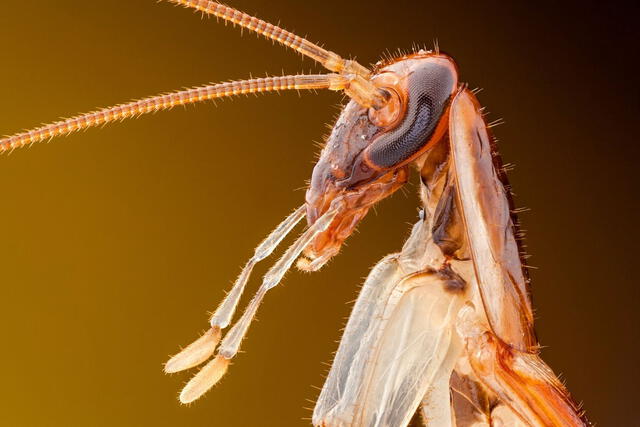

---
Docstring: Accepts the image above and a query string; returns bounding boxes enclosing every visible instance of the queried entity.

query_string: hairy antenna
[164,0,387,108]
[0,74,347,153]
[1,1,390,153]
[166,0,368,76]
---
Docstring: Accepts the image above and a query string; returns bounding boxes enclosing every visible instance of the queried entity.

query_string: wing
[313,218,465,427]
[448,89,536,351]
[449,92,588,425]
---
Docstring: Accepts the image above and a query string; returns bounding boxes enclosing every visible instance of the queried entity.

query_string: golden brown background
[0,1,636,425]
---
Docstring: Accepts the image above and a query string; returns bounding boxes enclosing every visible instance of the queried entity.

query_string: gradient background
[0,1,636,425]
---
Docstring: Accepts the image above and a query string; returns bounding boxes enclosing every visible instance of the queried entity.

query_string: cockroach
[1,1,589,426]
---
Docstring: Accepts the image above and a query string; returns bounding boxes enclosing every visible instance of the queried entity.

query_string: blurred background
[0,0,636,425]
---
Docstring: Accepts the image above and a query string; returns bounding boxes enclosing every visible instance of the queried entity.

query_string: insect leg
[456,305,587,426]
[446,355,530,426]
[445,368,493,426]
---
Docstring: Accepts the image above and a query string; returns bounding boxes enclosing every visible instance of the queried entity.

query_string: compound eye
[368,88,403,128]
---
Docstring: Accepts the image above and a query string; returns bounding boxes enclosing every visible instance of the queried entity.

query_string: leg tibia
[457,308,587,426]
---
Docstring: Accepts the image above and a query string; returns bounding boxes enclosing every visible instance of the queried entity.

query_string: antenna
[1,1,389,153]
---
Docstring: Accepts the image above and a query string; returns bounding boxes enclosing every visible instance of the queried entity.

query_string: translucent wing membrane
[314,219,465,427]
[0,74,347,153]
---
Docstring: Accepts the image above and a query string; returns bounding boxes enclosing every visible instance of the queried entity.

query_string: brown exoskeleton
[1,1,589,426]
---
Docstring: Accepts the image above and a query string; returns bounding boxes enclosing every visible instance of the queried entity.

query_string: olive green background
[0,1,636,425]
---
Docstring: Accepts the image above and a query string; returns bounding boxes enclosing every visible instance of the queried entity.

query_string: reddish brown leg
[457,306,587,426]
